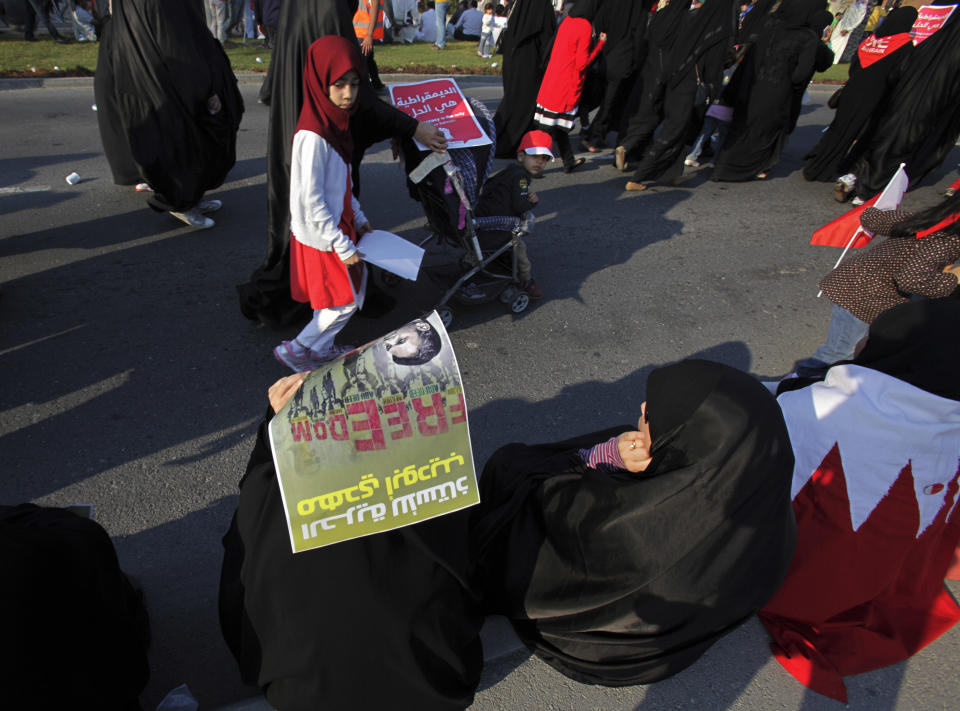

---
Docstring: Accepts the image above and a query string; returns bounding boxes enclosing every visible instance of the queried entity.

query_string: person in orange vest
[354,0,386,91]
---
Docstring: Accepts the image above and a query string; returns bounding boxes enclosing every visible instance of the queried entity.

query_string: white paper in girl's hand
[357,230,425,281]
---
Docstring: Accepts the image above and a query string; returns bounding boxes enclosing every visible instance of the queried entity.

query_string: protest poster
[911,4,956,44]
[269,312,478,553]
[388,78,491,150]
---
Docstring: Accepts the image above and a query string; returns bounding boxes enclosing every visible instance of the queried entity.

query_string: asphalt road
[2,75,958,711]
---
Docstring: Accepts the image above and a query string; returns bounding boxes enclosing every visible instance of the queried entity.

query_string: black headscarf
[873,3,918,37]
[93,0,244,210]
[778,299,960,402]
[567,0,603,20]
[471,360,796,686]
[850,299,960,402]
[220,412,484,710]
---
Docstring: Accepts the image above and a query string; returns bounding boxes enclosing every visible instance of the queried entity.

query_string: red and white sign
[389,78,491,150]
[910,4,956,45]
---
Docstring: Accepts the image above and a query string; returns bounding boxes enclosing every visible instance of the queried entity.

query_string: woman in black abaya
[493,0,557,158]
[846,6,960,202]
[219,374,483,710]
[618,0,737,191]
[470,360,796,686]
[94,0,244,228]
[711,0,829,182]
[803,5,916,184]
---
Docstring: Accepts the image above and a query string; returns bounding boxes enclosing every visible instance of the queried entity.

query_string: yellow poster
[269,312,478,553]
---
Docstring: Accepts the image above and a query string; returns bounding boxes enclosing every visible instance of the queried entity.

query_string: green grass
[812,62,849,84]
[0,31,502,77]
[0,29,849,81]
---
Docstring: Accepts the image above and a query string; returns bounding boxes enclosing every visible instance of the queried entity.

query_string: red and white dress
[533,16,604,131]
[289,129,367,312]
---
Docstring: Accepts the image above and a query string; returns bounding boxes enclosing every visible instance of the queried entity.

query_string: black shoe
[51,33,68,44]
[563,157,585,174]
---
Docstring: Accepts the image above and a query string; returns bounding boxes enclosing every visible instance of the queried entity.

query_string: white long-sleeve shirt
[289,129,367,258]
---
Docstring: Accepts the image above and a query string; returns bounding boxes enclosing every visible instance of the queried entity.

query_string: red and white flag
[810,164,910,249]
[761,365,960,702]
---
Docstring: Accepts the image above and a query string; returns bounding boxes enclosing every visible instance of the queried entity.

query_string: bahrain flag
[761,365,960,702]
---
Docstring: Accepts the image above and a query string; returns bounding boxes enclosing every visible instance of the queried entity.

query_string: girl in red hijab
[273,36,373,371]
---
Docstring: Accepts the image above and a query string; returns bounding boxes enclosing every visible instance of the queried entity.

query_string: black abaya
[493,0,557,158]
[236,0,419,329]
[849,5,960,200]
[621,0,737,183]
[1,504,150,711]
[93,0,244,211]
[470,360,796,687]
[712,1,826,182]
[802,6,916,182]
[219,412,484,710]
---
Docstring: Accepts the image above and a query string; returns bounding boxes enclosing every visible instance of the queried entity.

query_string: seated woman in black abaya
[219,373,484,711]
[470,359,797,686]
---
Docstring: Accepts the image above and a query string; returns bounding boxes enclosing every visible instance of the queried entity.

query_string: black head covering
[852,299,960,401]
[567,0,603,20]
[873,4,918,37]
[471,360,796,686]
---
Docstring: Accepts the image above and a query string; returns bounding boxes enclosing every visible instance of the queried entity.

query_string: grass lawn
[0,32,502,77]
[0,30,851,81]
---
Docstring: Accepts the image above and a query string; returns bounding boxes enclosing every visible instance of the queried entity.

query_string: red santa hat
[518,130,554,158]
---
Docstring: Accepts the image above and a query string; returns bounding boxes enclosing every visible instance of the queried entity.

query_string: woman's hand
[616,402,653,472]
[207,94,222,114]
[269,373,309,414]
[357,221,373,237]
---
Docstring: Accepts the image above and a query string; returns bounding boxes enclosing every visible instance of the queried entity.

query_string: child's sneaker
[522,279,543,299]
[274,341,313,372]
[308,344,355,367]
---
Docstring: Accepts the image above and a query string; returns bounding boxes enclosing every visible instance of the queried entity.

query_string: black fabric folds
[802,6,916,182]
[219,414,483,711]
[470,360,797,686]
[236,0,418,329]
[712,0,827,181]
[850,5,960,199]
[779,299,960,402]
[0,504,150,711]
[493,0,557,158]
[93,0,243,211]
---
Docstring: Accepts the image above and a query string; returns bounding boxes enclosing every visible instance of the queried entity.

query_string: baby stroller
[398,97,534,328]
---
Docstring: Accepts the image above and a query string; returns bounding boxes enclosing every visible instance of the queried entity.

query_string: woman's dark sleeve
[353,86,419,150]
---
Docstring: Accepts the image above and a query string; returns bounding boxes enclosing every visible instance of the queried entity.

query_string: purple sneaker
[273,341,313,372]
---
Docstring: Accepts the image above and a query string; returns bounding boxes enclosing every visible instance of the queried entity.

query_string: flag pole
[816,164,908,297]
[817,227,864,298]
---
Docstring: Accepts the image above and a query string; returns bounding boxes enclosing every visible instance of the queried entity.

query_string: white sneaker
[196,199,222,214]
[684,158,699,167]
[135,182,153,192]
[170,208,214,229]
[851,196,864,206]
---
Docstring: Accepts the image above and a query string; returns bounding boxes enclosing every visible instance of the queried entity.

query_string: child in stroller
[398,98,547,327]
